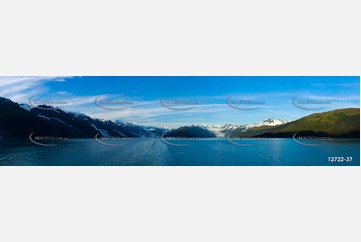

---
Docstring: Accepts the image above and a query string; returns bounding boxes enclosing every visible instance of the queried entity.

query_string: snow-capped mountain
[19,103,33,112]
[19,103,167,137]
[0,97,167,138]
[251,118,289,127]
[193,119,289,137]
[2,97,289,138]
[114,120,167,137]
[194,124,245,137]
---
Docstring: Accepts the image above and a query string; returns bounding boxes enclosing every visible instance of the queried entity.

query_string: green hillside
[231,108,360,138]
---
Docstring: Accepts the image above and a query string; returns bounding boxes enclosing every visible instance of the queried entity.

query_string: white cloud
[0,76,71,103]
[1,76,359,127]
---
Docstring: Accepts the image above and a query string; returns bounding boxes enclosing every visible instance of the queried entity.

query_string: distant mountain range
[195,119,289,137]
[0,96,359,139]
[162,109,359,138]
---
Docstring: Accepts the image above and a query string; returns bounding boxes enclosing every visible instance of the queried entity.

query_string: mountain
[251,119,288,127]
[162,119,290,138]
[1,96,359,139]
[0,97,60,138]
[230,108,360,138]
[194,119,289,137]
[114,120,167,137]
[195,124,245,137]
[0,97,166,138]
[163,126,216,138]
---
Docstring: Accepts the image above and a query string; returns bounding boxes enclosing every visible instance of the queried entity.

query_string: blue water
[0,138,359,166]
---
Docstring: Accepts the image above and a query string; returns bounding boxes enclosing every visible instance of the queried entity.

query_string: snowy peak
[191,119,289,137]
[19,103,33,112]
[251,119,289,127]
[195,123,242,130]
[191,123,245,137]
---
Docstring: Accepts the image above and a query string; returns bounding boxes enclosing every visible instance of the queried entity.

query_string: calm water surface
[0,138,359,166]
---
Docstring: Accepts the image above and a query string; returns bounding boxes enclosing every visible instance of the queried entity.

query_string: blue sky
[0,76,359,127]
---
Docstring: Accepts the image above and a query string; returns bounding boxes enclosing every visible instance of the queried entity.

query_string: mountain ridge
[230,108,360,138]
[1,97,359,139]
[0,97,166,138]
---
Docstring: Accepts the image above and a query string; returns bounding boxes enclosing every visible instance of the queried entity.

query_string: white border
[0,0,360,242]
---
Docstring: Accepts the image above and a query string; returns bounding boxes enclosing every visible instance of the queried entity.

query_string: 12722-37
[328,157,353,163]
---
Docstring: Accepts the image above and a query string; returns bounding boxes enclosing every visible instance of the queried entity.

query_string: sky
[0,76,359,127]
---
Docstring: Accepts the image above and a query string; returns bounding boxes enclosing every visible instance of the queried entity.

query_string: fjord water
[0,139,359,166]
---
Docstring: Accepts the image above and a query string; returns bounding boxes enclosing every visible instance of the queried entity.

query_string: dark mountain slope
[0,97,60,138]
[164,126,216,138]
[0,97,165,138]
